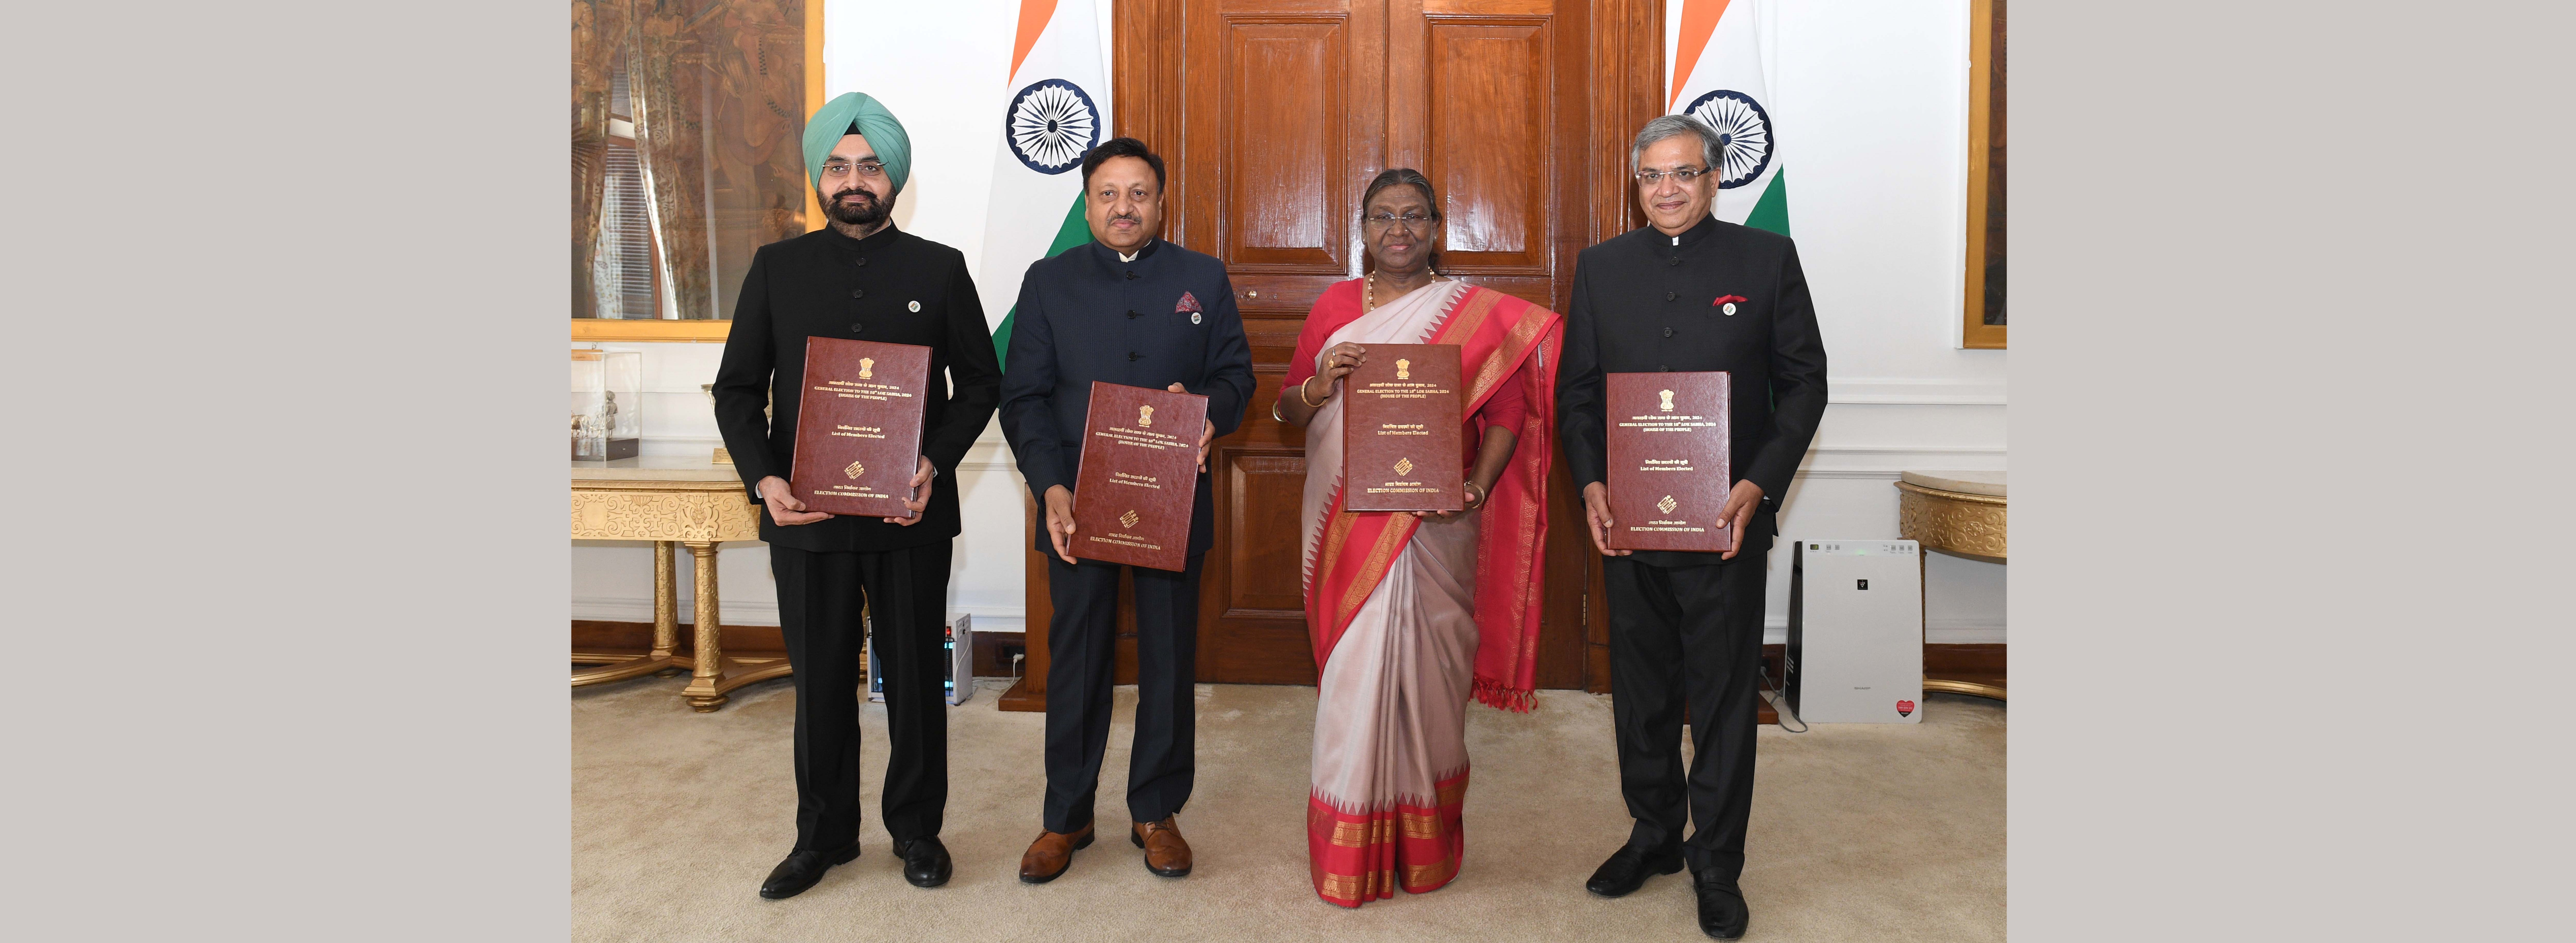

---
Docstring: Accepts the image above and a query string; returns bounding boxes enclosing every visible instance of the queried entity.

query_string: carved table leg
[680,541,730,711]
[571,539,689,687]
[651,540,684,676]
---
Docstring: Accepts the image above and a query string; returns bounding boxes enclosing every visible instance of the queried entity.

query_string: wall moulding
[1796,445,2007,477]
[612,438,2003,478]
[1824,377,2007,405]
[618,435,1025,474]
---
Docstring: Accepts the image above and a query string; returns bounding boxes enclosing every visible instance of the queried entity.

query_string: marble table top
[571,456,747,484]
[1899,469,2006,498]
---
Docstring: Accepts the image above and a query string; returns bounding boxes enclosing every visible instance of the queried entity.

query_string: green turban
[803,92,911,195]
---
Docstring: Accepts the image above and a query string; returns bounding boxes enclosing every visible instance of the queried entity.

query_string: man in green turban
[802,91,914,228]
[714,91,999,900]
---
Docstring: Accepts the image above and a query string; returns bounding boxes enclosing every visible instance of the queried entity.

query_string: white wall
[1761,0,2007,642]
[572,0,2004,645]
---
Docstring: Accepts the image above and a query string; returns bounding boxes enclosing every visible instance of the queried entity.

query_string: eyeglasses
[1363,212,1436,229]
[820,161,887,179]
[1633,167,1711,185]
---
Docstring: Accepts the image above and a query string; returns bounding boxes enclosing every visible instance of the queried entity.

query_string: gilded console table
[1896,470,2007,701]
[571,458,790,711]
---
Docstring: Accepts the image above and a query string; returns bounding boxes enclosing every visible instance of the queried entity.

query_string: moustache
[831,188,878,204]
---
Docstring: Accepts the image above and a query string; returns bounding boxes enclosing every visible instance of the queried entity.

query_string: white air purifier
[1785,540,1923,724]
[867,612,976,706]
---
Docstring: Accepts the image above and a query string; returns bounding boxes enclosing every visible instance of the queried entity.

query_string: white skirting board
[570,594,1026,635]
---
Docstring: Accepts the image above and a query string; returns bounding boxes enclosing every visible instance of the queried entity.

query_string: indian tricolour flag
[978,0,1110,367]
[1665,0,1789,234]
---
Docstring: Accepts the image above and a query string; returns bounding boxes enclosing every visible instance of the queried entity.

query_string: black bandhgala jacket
[997,238,1256,557]
[1556,215,1829,567]
[712,223,1003,552]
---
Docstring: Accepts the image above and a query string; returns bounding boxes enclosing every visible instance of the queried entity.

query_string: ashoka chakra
[1004,79,1101,175]
[1683,89,1774,190]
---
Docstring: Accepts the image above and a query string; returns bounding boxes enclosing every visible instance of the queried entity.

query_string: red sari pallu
[1284,278,1562,907]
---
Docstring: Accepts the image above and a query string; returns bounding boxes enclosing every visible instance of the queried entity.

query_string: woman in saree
[1273,168,1564,908]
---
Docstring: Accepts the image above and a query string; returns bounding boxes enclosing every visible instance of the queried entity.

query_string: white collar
[1118,249,1140,263]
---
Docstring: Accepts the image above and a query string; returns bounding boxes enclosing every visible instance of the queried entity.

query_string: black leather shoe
[1585,844,1684,898]
[1692,870,1750,940]
[894,836,953,888]
[758,841,861,900]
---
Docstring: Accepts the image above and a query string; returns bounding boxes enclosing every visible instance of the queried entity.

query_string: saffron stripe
[1667,0,1733,109]
[1008,0,1060,82]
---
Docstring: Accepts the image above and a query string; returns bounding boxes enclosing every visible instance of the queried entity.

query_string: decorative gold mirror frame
[572,2,827,344]
[1961,0,2005,349]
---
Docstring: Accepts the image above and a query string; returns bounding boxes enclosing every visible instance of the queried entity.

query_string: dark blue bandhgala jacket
[998,238,1254,557]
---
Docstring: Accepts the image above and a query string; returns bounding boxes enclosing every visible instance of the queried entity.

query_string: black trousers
[1041,552,1203,834]
[1604,514,1774,882]
[770,542,950,851]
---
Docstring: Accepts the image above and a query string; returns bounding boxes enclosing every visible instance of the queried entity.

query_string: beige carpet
[574,676,2002,942]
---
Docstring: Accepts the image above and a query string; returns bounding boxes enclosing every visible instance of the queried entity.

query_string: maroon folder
[1340,343,1465,512]
[1070,383,1209,571]
[1604,371,1735,552]
[788,338,932,518]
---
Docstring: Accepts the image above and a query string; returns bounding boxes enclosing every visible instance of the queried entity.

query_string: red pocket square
[1176,291,1203,313]
[1712,294,1748,306]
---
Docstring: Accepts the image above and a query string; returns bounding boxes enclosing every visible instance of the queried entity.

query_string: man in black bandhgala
[711,91,1001,900]
[1556,114,1830,940]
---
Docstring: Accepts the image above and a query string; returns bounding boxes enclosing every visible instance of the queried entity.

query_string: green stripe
[992,191,1095,369]
[1744,169,1790,236]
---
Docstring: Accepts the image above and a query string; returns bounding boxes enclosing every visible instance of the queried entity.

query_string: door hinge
[1581,592,1589,627]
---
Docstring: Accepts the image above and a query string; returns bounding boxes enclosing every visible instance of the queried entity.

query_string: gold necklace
[1366,269,1439,311]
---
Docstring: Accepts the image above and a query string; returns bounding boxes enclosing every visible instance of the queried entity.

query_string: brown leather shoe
[1018,824,1094,884]
[1131,817,1193,877]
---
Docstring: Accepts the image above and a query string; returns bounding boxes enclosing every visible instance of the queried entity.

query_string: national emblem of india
[1138,405,1154,427]
[1659,389,1676,411]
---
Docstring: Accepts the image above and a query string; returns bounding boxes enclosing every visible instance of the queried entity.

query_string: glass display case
[572,348,643,461]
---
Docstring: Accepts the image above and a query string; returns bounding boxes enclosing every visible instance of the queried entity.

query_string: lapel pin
[908,300,921,312]
[1713,294,1747,316]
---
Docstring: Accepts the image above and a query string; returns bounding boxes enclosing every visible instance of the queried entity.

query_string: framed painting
[570,0,826,343]
[1963,0,2005,349]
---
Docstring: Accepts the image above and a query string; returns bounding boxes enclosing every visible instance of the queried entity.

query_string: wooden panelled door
[1007,0,1661,709]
